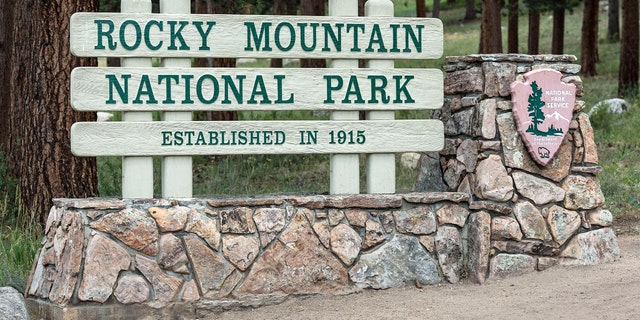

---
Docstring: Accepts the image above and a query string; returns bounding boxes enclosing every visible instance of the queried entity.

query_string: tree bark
[551,4,565,54]
[507,0,518,53]
[1,0,99,223]
[465,0,477,21]
[300,0,326,68]
[417,0,427,18]
[618,0,639,96]
[270,0,288,68]
[432,0,440,18]
[527,9,540,54]
[479,0,502,54]
[608,0,620,41]
[581,0,599,76]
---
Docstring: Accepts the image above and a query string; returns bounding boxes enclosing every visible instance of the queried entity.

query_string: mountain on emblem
[510,69,576,166]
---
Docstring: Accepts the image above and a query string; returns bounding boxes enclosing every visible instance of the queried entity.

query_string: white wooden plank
[365,0,396,194]
[121,0,154,199]
[71,67,443,111]
[328,0,360,195]
[160,0,192,198]
[70,13,443,59]
[71,120,444,156]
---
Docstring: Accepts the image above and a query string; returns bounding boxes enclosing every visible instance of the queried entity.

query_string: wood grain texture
[70,13,443,59]
[71,67,443,111]
[71,120,444,156]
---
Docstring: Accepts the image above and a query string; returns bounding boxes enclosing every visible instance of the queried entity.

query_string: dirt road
[216,234,640,320]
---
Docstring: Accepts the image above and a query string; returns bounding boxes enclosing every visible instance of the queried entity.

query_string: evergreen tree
[527,81,546,135]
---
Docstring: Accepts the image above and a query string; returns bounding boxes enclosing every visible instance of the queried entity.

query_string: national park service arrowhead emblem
[510,69,576,166]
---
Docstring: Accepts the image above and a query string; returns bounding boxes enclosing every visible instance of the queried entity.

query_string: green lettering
[403,24,423,53]
[342,75,365,104]
[274,75,294,104]
[94,20,116,50]
[346,23,365,52]
[222,75,245,104]
[120,20,141,50]
[323,75,343,103]
[105,74,131,104]
[167,21,190,50]
[195,131,206,145]
[181,75,194,104]
[367,75,390,103]
[161,131,172,146]
[133,75,158,104]
[237,131,247,145]
[322,23,343,52]
[389,24,401,52]
[208,131,219,145]
[158,74,179,104]
[174,131,184,145]
[275,22,295,51]
[393,75,415,103]
[298,23,319,51]
[247,75,271,104]
[366,24,387,52]
[244,22,273,51]
[144,20,163,50]
[196,74,219,104]
[193,21,216,50]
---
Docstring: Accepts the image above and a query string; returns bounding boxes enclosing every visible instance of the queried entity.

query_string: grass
[1,192,41,292]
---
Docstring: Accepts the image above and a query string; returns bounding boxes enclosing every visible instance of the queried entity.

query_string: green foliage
[1,191,40,292]
[592,97,640,221]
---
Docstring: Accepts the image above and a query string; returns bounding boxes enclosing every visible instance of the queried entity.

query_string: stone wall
[416,54,620,282]
[26,54,621,318]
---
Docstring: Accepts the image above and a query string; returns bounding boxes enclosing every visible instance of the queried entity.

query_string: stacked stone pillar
[417,54,619,282]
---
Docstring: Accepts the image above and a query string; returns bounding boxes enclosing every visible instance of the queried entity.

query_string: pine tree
[527,81,546,135]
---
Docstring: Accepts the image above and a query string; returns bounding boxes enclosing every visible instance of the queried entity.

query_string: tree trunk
[270,0,288,68]
[417,0,427,18]
[479,0,502,54]
[300,0,326,68]
[608,0,620,41]
[432,0,440,18]
[527,10,540,54]
[194,0,210,68]
[581,0,599,76]
[465,0,477,21]
[286,0,298,16]
[507,0,518,53]
[618,0,639,96]
[1,0,99,223]
[552,4,565,54]
[206,0,239,121]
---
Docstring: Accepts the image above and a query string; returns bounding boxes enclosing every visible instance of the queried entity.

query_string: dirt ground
[216,230,640,320]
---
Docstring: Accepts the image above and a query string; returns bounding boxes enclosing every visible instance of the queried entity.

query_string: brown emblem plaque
[510,69,576,166]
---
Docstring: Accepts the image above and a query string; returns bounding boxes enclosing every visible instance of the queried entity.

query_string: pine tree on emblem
[527,81,547,136]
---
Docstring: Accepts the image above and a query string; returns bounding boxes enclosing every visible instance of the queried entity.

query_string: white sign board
[70,13,443,59]
[71,67,443,111]
[71,120,444,156]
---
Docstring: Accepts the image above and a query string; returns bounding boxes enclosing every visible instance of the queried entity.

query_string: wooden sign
[71,67,443,111]
[510,69,576,166]
[70,13,443,59]
[70,120,444,156]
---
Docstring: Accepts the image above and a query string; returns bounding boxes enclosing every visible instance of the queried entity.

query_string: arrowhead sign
[510,69,576,166]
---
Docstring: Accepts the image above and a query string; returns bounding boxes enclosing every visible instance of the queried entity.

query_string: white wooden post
[329,0,360,195]
[121,0,154,198]
[365,0,396,194]
[159,0,193,198]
